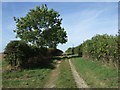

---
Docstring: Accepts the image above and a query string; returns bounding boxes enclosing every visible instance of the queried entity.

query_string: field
[71,57,118,88]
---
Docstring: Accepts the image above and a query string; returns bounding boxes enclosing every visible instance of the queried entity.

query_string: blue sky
[1,2,118,52]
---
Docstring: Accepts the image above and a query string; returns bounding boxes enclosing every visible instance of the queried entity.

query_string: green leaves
[13,4,67,48]
[4,40,30,67]
[82,34,118,64]
[66,34,118,66]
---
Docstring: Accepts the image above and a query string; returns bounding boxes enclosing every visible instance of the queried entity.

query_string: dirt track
[44,58,89,88]
[44,61,61,88]
[69,59,89,88]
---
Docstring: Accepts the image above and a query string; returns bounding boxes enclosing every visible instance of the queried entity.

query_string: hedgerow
[4,40,30,68]
[4,40,63,69]
[66,34,118,67]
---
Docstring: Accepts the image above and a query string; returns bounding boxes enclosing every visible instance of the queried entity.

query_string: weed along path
[69,59,89,88]
[44,60,61,88]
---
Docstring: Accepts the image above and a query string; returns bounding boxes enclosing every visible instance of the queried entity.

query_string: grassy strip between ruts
[2,60,52,88]
[71,57,118,88]
[56,59,77,88]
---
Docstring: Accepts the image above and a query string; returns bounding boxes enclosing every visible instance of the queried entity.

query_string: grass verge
[2,68,51,88]
[71,57,118,88]
[56,59,77,88]
[2,60,52,88]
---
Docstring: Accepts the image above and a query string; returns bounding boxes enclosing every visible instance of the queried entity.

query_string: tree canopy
[13,4,67,48]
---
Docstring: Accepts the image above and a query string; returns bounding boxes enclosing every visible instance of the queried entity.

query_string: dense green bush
[4,40,63,69]
[73,44,82,56]
[26,46,48,68]
[5,40,30,68]
[27,47,63,68]
[65,45,82,56]
[66,34,118,67]
[65,47,75,55]
[65,47,73,54]
[82,34,118,65]
[47,48,63,56]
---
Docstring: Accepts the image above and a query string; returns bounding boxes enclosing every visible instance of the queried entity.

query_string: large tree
[13,4,67,48]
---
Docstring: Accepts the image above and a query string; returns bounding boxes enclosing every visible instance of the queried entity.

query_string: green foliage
[73,44,83,56]
[66,44,82,56]
[47,48,63,56]
[4,40,30,68]
[26,46,48,68]
[82,34,118,66]
[71,48,74,55]
[4,40,63,69]
[66,34,118,66]
[27,47,63,68]
[65,47,72,54]
[13,4,67,48]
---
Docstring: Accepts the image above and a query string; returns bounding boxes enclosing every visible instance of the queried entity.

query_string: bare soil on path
[69,59,89,88]
[44,61,61,88]
[44,57,89,88]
